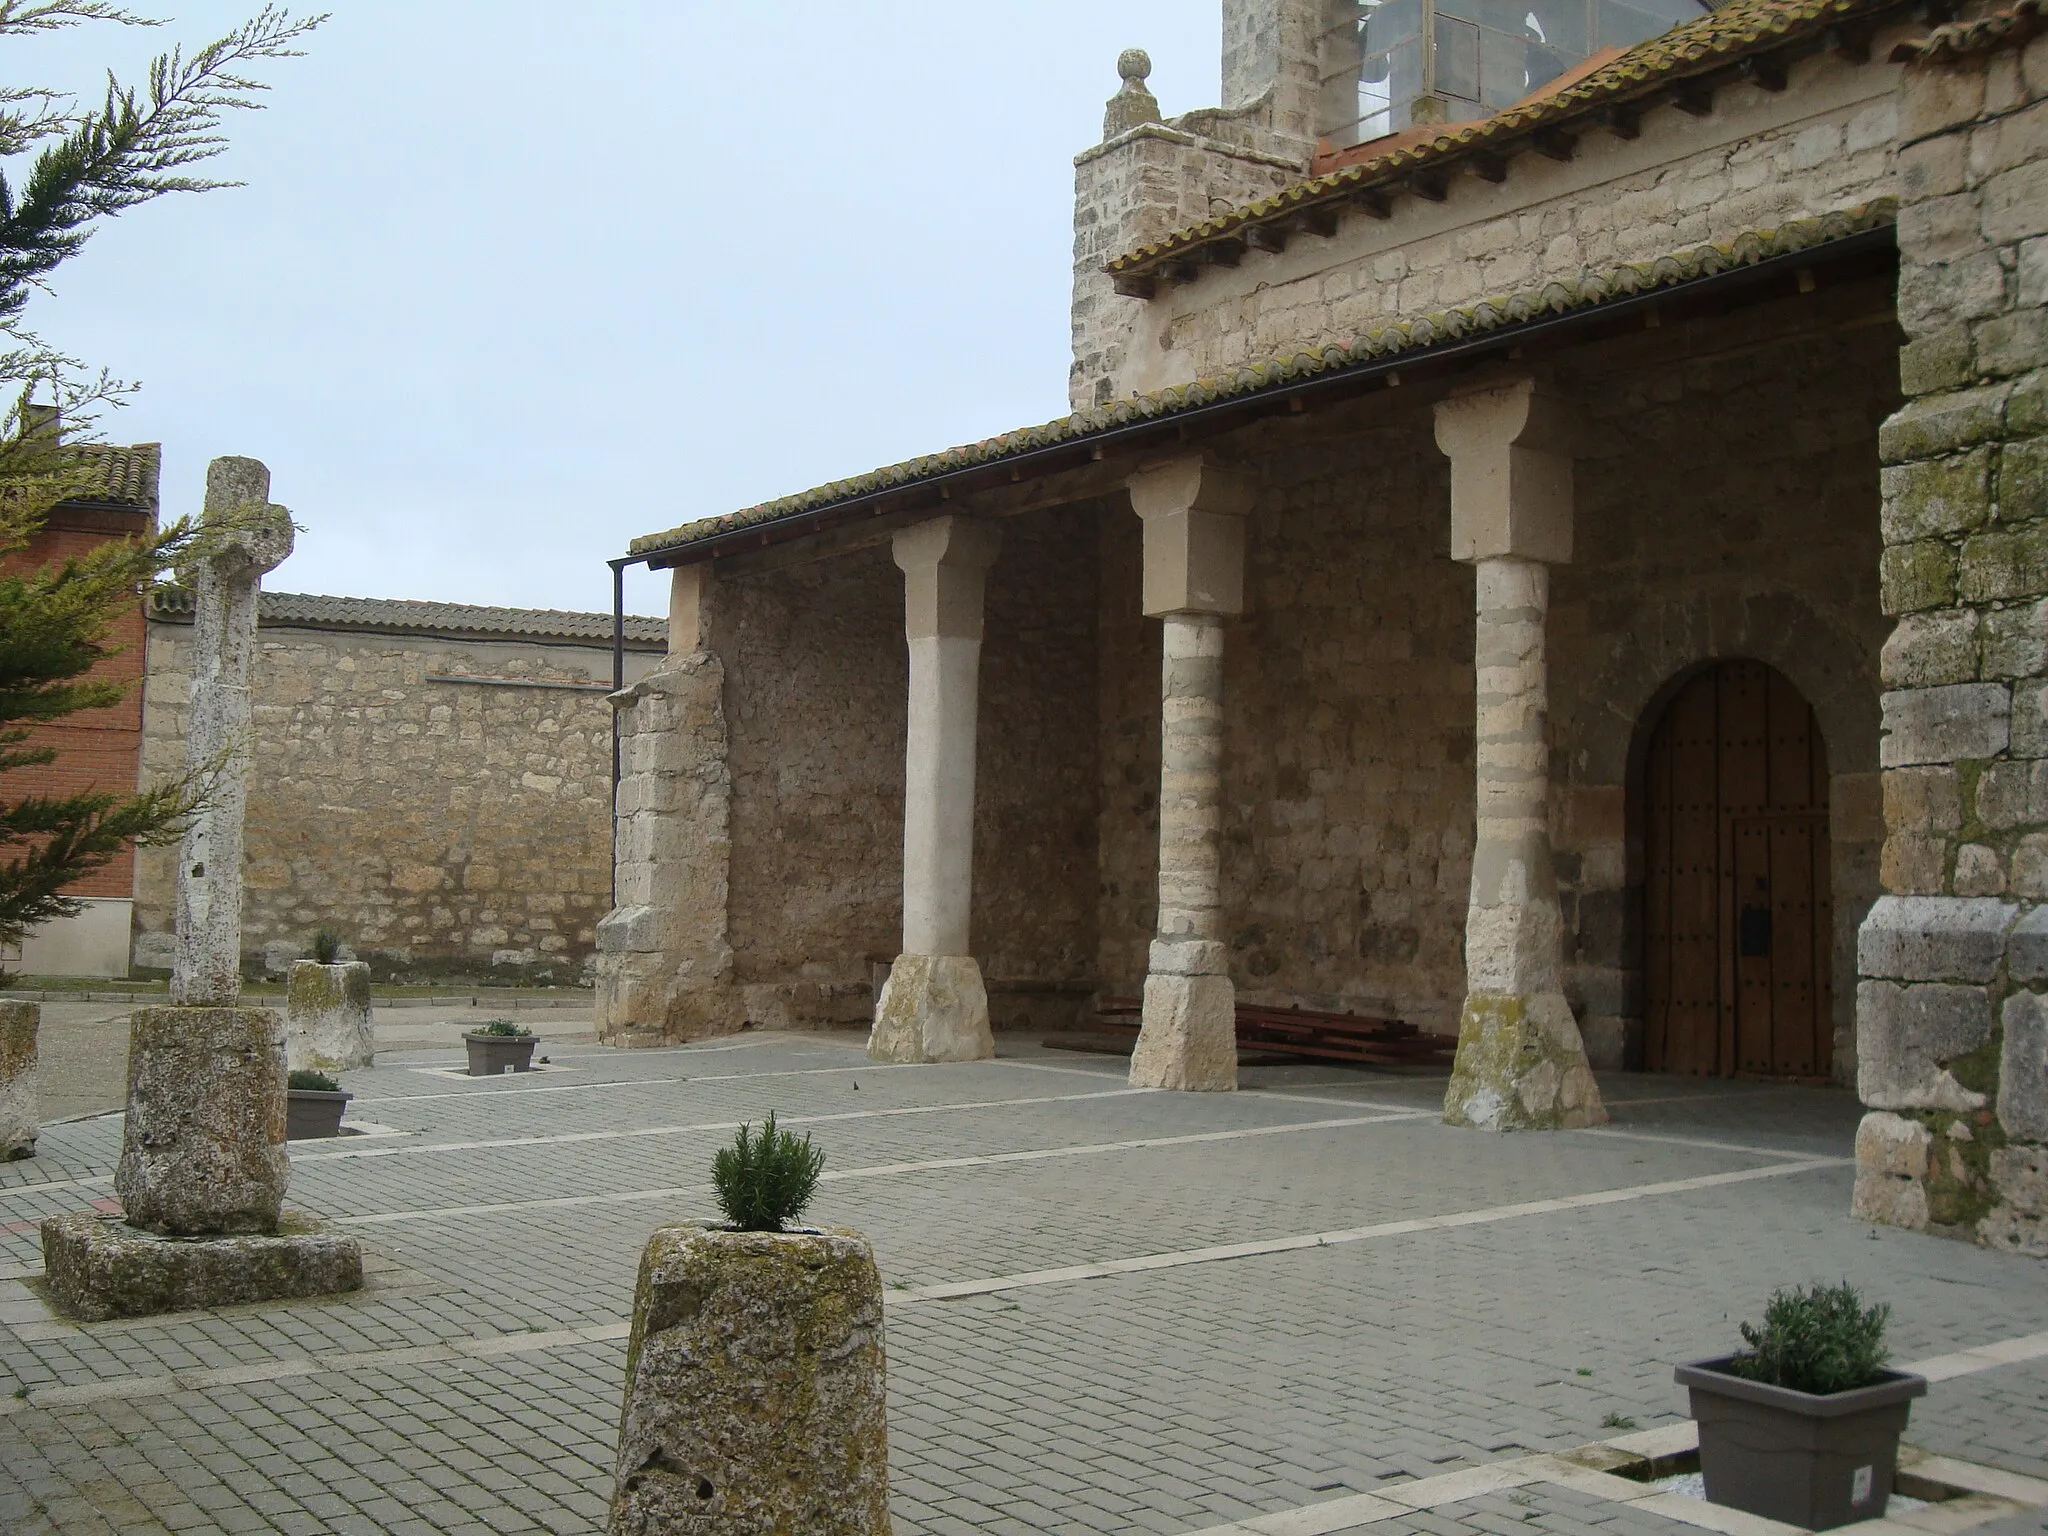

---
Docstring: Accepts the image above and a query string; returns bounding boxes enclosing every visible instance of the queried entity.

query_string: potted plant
[463,1017,537,1076]
[610,1116,890,1534]
[285,1069,352,1140]
[1675,1282,1926,1531]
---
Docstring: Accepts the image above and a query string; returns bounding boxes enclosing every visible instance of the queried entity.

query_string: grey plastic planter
[1675,1355,1927,1530]
[463,1032,536,1076]
[285,1088,351,1141]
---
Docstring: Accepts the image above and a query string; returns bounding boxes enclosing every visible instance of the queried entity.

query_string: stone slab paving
[1,1030,2044,1535]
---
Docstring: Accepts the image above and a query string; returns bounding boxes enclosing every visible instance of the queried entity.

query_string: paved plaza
[2,1028,2046,1536]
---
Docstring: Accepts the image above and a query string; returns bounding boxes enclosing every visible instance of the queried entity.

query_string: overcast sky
[22,3,1221,618]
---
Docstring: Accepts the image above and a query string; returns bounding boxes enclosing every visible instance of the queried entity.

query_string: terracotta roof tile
[631,200,1893,559]
[1891,0,2046,61]
[60,442,160,508]
[1107,0,1913,284]
[150,589,666,647]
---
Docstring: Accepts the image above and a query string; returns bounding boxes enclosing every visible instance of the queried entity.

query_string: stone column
[1128,457,1251,1092]
[1435,378,1606,1130]
[596,563,743,1045]
[171,457,293,1007]
[0,1000,37,1159]
[870,517,1001,1064]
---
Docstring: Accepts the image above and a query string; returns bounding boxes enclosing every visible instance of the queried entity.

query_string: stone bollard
[610,1224,890,1536]
[0,999,37,1159]
[285,960,374,1072]
[115,1005,289,1235]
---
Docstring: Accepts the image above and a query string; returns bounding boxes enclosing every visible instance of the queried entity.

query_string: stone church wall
[710,502,1103,1032]
[136,616,662,983]
[1105,42,1908,403]
[1086,278,1891,1054]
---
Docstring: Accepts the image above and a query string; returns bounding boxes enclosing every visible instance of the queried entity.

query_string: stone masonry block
[1879,683,2011,766]
[2013,832,2048,897]
[1899,327,1976,398]
[1983,597,2048,677]
[1879,386,2011,464]
[1984,159,2048,245]
[1900,133,1968,203]
[1961,522,2048,601]
[1886,766,1964,835]
[2002,990,2048,1139]
[1880,610,1980,687]
[40,1210,361,1323]
[1977,759,2048,830]
[2013,370,2048,437]
[1978,311,2048,382]
[1859,894,2018,982]
[1901,251,2010,340]
[2013,906,2048,981]
[1880,541,1958,614]
[1900,192,1991,269]
[1880,451,1992,539]
[1898,64,1985,143]
[1857,980,1993,1111]
[2000,437,2048,521]
[1856,1109,1933,1179]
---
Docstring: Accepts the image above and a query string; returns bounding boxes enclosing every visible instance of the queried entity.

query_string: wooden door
[1642,661,1832,1078]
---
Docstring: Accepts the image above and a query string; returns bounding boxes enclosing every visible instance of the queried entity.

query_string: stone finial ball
[1118,48,1152,82]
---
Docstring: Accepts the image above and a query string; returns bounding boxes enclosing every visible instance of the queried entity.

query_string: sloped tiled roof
[1892,0,2046,60]
[1107,0,1914,287]
[150,588,666,646]
[631,200,1893,559]
[58,442,160,508]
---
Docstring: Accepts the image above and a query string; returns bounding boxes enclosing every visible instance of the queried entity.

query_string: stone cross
[170,457,294,1007]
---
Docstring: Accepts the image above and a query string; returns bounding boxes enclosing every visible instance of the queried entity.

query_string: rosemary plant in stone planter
[609,1114,889,1535]
[285,1069,352,1141]
[463,1017,536,1076]
[285,928,374,1073]
[1675,1282,1925,1530]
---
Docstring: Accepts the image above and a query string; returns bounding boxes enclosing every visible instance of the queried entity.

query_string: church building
[601,0,2048,1256]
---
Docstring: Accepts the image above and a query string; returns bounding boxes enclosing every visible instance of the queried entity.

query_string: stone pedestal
[285,960,373,1072]
[1128,458,1252,1093]
[610,1224,889,1536]
[0,999,36,1159]
[40,1211,362,1322]
[1435,380,1605,1131]
[867,517,1000,1065]
[116,1005,289,1235]
[870,954,991,1064]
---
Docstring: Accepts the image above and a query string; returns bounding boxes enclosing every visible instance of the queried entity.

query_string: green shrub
[288,1069,340,1093]
[1727,1282,1891,1395]
[712,1112,825,1232]
[311,928,343,965]
[473,1018,529,1037]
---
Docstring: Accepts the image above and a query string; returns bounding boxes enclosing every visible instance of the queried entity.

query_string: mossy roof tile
[1106,0,1911,281]
[630,200,1893,560]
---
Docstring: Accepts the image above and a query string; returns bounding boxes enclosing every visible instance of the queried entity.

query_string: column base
[868,955,992,1064]
[1443,991,1605,1130]
[1130,973,1236,1092]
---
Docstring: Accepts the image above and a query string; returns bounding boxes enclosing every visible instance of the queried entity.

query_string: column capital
[1128,456,1254,618]
[892,516,1001,641]
[1434,374,1578,566]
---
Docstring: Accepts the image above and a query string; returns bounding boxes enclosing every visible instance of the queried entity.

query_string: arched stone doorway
[1641,660,1833,1078]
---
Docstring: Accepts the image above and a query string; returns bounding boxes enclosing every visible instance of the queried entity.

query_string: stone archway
[1639,659,1834,1078]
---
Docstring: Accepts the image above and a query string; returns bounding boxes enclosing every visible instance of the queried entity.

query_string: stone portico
[603,0,2048,1255]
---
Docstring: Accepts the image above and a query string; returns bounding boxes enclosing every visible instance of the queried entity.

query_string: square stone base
[40,1210,363,1322]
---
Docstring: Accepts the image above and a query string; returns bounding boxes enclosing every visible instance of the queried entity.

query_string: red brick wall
[0,507,151,899]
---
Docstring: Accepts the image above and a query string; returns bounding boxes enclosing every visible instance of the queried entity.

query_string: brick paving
[2,1029,2045,1535]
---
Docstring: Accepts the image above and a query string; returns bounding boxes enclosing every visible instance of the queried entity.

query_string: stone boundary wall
[137,614,662,984]
[1854,23,2048,1255]
[1093,40,1910,402]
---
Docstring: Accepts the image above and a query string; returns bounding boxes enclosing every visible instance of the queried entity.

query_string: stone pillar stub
[0,1000,37,1159]
[285,960,374,1073]
[1436,382,1605,1131]
[172,456,294,1008]
[870,516,1000,1065]
[1130,458,1248,1092]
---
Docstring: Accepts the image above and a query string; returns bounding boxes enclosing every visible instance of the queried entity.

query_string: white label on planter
[1851,1466,1873,1505]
